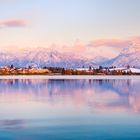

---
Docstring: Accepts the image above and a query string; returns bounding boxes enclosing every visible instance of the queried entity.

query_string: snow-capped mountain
[93,56,109,64]
[103,46,140,67]
[1,44,140,68]
[0,48,98,68]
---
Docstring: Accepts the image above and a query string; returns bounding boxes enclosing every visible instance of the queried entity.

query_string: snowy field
[0,75,140,79]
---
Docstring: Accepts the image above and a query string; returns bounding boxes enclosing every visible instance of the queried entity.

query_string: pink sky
[0,0,140,58]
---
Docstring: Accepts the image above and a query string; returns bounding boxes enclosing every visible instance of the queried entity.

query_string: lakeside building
[0,66,50,75]
[0,65,140,75]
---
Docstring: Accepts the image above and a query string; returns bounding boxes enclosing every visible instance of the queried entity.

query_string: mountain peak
[103,45,140,67]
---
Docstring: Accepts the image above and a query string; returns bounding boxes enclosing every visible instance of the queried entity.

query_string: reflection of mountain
[0,79,140,113]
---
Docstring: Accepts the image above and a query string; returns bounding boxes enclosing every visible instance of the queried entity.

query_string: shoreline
[0,75,140,79]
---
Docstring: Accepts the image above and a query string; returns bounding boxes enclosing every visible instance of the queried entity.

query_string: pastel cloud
[129,36,140,45]
[89,38,132,48]
[65,36,140,58]
[0,19,27,28]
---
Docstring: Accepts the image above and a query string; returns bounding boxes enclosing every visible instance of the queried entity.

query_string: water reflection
[0,119,26,130]
[0,79,140,113]
[0,79,140,140]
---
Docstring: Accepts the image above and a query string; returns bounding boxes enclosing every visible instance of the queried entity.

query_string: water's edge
[0,75,140,79]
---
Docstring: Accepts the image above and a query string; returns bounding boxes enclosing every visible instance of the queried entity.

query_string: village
[0,65,50,75]
[0,65,140,75]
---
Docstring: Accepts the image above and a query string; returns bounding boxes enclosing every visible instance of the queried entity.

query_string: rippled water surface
[0,79,140,140]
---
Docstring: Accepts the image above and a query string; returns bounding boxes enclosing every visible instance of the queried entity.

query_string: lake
[0,78,140,140]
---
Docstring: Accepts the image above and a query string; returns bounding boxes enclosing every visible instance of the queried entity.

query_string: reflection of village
[0,65,140,75]
[0,79,140,113]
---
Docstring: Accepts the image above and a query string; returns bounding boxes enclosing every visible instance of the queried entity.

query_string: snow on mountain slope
[0,48,98,68]
[1,44,140,68]
[93,56,109,64]
[103,46,140,67]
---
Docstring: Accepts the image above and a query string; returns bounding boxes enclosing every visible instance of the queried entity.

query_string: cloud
[70,36,140,58]
[129,36,140,45]
[0,19,27,28]
[89,38,132,48]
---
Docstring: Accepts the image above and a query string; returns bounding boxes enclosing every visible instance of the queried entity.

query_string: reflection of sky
[0,79,140,115]
[0,79,140,140]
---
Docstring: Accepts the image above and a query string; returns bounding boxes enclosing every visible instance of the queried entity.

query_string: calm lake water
[0,79,140,140]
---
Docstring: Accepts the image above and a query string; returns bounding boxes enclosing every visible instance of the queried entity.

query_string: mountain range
[0,46,139,68]
[0,48,98,68]
[102,46,140,68]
